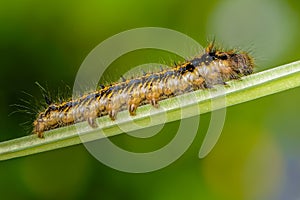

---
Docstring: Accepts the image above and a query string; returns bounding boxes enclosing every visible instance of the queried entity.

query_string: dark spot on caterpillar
[95,93,101,98]
[185,63,195,72]
[208,52,216,58]
[104,87,113,95]
[179,63,195,74]
[44,105,57,116]
[217,53,228,60]
[60,102,73,110]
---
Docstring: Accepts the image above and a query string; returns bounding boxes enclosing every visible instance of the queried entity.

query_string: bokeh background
[1,0,300,199]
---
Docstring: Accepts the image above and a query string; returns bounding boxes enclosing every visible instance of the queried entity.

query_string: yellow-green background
[1,0,300,199]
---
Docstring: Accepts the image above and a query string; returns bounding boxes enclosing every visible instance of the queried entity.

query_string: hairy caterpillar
[33,42,254,138]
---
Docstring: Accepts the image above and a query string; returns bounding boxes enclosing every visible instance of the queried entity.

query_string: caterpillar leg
[128,97,142,116]
[146,92,160,108]
[37,132,44,138]
[87,117,98,128]
[33,119,46,138]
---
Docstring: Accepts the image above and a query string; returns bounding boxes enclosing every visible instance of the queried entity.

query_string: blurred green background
[1,0,300,199]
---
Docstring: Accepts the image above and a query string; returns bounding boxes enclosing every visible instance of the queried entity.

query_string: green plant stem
[1,60,300,161]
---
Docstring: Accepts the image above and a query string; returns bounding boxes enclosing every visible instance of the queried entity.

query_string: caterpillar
[33,42,254,138]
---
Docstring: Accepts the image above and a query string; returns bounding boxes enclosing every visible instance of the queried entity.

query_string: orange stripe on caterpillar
[33,43,254,138]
